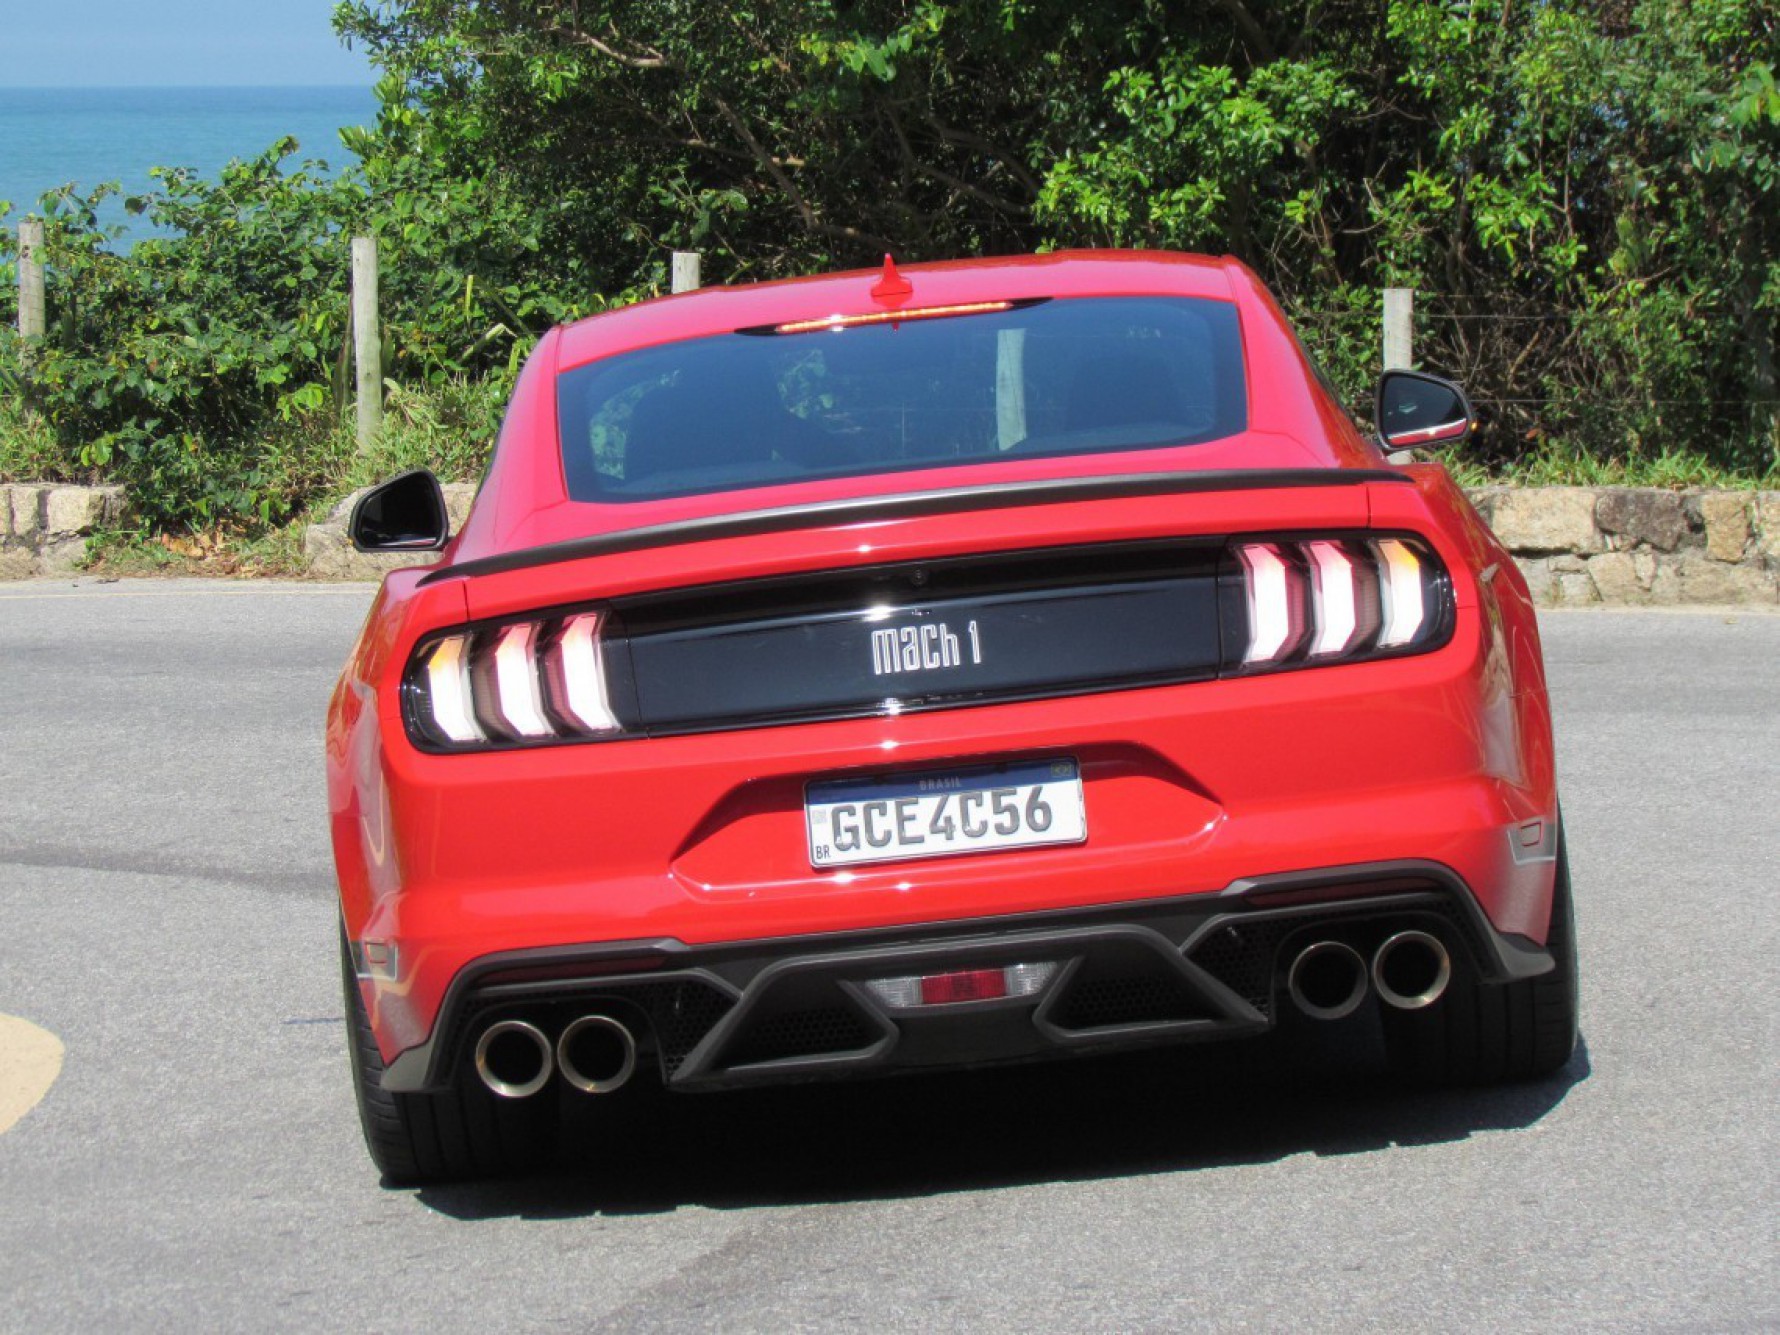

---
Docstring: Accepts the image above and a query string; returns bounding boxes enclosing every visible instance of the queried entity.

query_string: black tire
[1384,825,1579,1084]
[341,927,557,1184]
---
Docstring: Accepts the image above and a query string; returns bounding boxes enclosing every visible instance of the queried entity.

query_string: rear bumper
[329,465,1559,1074]
[337,626,1558,1063]
[378,858,1553,1094]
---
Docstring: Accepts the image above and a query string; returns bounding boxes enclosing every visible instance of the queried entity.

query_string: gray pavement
[0,579,1775,1331]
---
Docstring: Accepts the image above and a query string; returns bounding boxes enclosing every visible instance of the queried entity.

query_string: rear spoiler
[420,468,1408,587]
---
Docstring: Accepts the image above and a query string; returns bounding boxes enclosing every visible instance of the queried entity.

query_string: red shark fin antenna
[870,254,914,303]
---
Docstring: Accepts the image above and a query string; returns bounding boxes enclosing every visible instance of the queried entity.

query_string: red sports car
[329,250,1577,1183]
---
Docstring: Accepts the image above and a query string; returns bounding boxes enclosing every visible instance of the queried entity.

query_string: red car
[329,250,1577,1183]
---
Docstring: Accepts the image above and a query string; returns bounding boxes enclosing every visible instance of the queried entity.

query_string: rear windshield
[557,296,1246,502]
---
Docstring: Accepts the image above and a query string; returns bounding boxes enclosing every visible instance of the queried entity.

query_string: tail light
[403,611,625,751]
[1221,536,1451,672]
[401,532,1452,753]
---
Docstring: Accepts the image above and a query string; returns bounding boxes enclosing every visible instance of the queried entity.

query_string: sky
[5,0,375,87]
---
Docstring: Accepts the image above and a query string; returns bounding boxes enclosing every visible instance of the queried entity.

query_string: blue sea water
[0,85,379,246]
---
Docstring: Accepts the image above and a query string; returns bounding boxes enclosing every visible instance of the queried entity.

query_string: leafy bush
[0,113,638,530]
[335,0,1777,470]
[3,0,1776,540]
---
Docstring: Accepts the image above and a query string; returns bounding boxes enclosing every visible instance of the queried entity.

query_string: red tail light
[404,611,625,751]
[1224,536,1451,672]
[403,533,1452,753]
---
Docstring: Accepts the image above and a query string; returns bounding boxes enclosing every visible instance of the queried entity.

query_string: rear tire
[1384,824,1579,1084]
[341,927,557,1184]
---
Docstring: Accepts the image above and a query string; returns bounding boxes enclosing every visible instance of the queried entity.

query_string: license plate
[806,759,1086,868]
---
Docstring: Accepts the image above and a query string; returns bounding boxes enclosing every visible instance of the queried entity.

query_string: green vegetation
[0,140,629,536]
[2,0,1776,550]
[1445,444,1776,491]
[0,395,60,481]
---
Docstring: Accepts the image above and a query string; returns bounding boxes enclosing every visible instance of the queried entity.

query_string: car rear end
[329,253,1564,1143]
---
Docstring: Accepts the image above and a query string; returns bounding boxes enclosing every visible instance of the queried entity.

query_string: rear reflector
[922,969,1006,1005]
[864,962,1059,1010]
[353,939,400,982]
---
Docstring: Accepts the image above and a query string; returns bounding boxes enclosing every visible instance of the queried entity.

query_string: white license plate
[806,758,1085,868]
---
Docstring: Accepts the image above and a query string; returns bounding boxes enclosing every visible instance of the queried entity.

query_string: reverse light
[404,610,626,751]
[1227,535,1448,671]
[864,962,1060,1010]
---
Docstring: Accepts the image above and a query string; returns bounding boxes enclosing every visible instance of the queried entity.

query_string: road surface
[0,580,1774,1331]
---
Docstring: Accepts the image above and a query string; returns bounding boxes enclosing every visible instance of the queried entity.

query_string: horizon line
[0,82,379,92]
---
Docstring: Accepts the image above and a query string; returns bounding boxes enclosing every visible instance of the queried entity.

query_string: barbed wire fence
[1294,289,1777,470]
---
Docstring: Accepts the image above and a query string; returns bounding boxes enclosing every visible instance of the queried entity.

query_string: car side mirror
[348,469,450,552]
[1375,370,1475,450]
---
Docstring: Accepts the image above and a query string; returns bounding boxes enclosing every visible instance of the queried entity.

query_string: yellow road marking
[0,1015,64,1135]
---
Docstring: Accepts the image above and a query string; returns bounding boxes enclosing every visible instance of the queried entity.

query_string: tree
[337,0,1776,464]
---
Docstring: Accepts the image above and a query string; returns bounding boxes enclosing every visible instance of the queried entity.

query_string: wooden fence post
[1383,287,1414,370]
[351,236,383,449]
[671,250,702,294]
[18,220,46,341]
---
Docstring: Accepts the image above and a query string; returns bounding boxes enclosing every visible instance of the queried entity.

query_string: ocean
[0,85,379,246]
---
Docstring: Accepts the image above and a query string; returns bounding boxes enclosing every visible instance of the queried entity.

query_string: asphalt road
[0,580,1774,1332]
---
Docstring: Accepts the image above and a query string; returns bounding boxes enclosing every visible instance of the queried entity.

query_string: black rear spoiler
[419,468,1407,587]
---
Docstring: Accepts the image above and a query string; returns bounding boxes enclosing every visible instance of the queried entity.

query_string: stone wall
[0,484,127,578]
[1469,487,1779,606]
[6,478,1776,605]
[301,482,1779,605]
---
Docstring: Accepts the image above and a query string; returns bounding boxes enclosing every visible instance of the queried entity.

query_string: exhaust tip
[1372,930,1452,1010]
[1286,940,1369,1021]
[556,1014,637,1095]
[473,1019,553,1098]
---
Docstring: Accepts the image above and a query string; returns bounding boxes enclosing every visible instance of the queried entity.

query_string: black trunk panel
[607,541,1225,735]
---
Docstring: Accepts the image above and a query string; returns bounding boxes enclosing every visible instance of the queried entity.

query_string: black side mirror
[1374,370,1476,450]
[348,469,450,552]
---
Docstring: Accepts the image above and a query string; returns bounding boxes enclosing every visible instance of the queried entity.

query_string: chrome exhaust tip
[473,1019,553,1098]
[555,1014,638,1095]
[1286,940,1369,1021]
[1372,930,1452,1010]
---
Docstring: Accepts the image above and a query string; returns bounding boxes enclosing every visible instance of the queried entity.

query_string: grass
[1445,441,1778,491]
[287,376,502,510]
[0,400,75,483]
[82,522,312,578]
[25,376,499,578]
